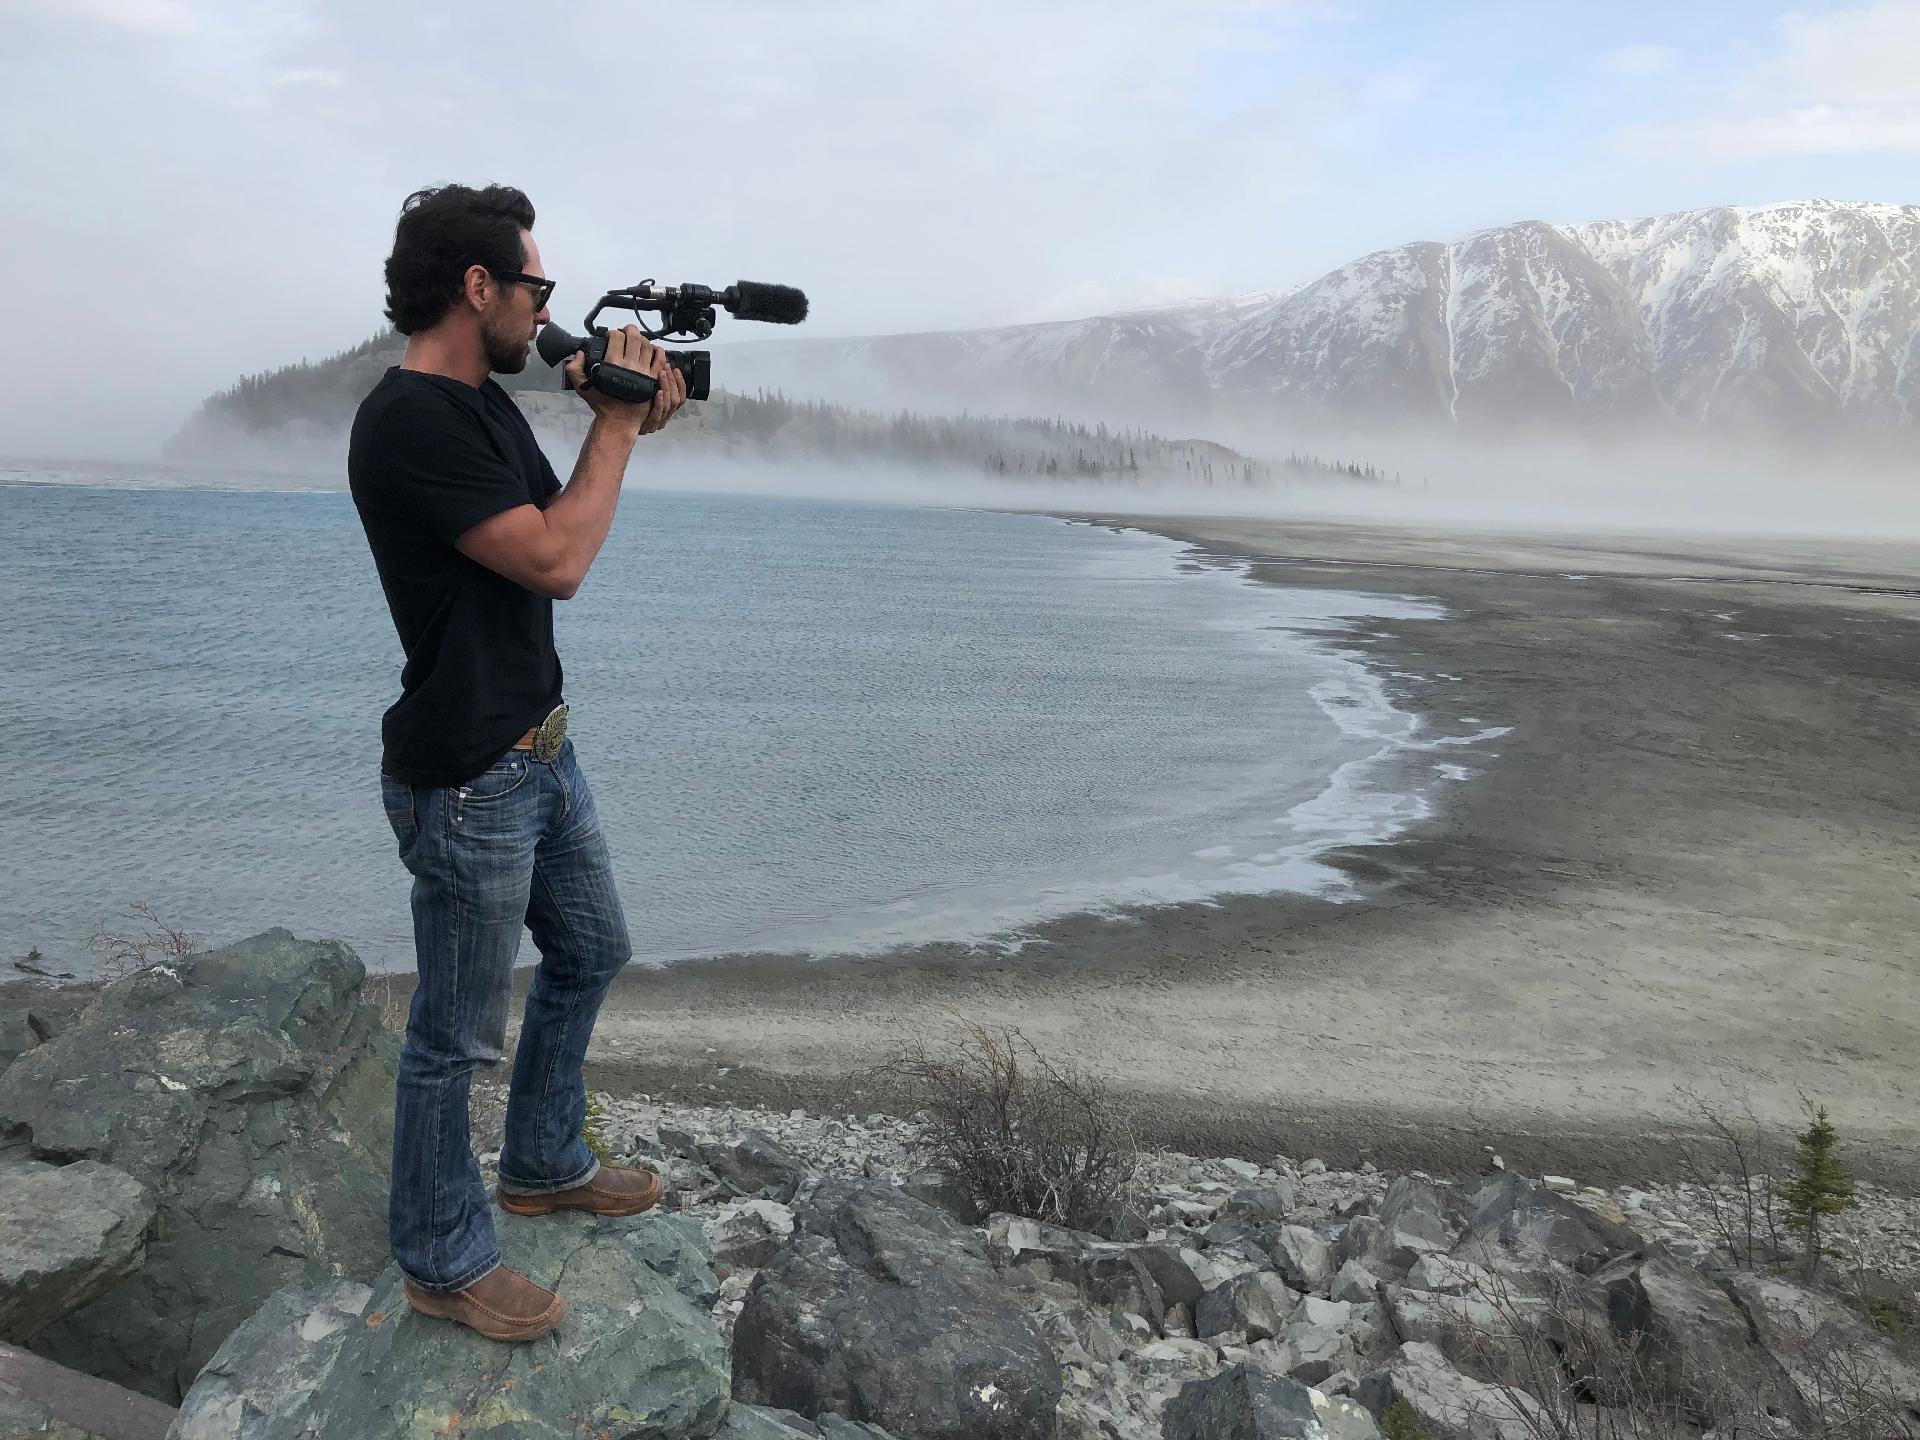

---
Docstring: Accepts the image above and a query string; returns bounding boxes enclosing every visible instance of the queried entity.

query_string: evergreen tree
[1781,1102,1857,1277]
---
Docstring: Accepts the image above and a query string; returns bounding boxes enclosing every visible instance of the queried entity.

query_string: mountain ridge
[718,199,1920,440]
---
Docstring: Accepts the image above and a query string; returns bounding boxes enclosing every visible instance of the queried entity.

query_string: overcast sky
[4,0,1920,459]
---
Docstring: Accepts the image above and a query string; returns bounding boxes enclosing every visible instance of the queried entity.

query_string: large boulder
[1456,1172,1643,1276]
[0,1342,178,1440]
[1585,1252,1805,1427]
[1195,1273,1298,1343]
[1270,1226,1335,1297]
[169,1209,727,1440]
[0,1161,153,1343]
[1723,1270,1920,1425]
[1163,1363,1383,1440]
[733,1181,1061,1440]
[1356,1341,1543,1440]
[0,931,398,1401]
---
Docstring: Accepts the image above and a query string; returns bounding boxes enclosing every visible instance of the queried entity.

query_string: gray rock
[1585,1252,1806,1426]
[0,989,93,1077]
[0,1341,177,1440]
[984,1215,1168,1327]
[1350,1176,1467,1279]
[1330,1260,1381,1304]
[1355,1340,1543,1440]
[1134,1246,1210,1311]
[1272,1321,1355,1387]
[0,932,397,1402]
[1220,1185,1294,1225]
[733,1180,1061,1440]
[896,1167,983,1225]
[1723,1270,1920,1421]
[0,1162,153,1344]
[709,1200,797,1274]
[1404,1254,1494,1296]
[1379,1284,1528,1377]
[1457,1171,1643,1275]
[0,1383,96,1439]
[1272,1226,1335,1297]
[1164,1362,1383,1439]
[716,1403,900,1439]
[1196,1273,1297,1343]
[659,1122,705,1157]
[700,1130,812,1203]
[1203,1217,1278,1269]
[169,1209,727,1440]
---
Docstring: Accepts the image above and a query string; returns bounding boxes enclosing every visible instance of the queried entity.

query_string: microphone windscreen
[535,324,581,368]
[727,282,809,325]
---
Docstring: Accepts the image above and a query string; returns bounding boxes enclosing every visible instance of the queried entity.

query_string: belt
[508,704,570,763]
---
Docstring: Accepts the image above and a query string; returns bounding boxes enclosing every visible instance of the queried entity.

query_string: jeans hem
[401,1253,501,1296]
[495,1155,601,1197]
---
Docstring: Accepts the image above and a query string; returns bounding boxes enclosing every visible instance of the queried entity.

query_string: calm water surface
[0,473,1471,975]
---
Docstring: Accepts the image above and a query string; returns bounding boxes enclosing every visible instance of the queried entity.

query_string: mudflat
[566,516,1920,1185]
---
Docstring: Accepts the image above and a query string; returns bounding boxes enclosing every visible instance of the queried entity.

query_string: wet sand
[499,517,1920,1185]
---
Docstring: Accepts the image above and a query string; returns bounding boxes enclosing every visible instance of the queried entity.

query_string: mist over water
[1,474,1485,978]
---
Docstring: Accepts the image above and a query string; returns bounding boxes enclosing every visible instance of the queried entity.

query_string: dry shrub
[864,1020,1137,1232]
[1669,1083,1786,1269]
[89,901,194,982]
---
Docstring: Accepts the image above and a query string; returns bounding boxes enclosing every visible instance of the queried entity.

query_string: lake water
[0,470,1489,976]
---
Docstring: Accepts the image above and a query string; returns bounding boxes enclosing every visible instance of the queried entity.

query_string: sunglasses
[491,269,556,310]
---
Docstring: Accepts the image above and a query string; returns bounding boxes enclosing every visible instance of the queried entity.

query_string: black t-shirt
[349,367,564,788]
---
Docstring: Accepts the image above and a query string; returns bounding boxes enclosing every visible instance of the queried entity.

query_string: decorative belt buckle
[531,704,569,763]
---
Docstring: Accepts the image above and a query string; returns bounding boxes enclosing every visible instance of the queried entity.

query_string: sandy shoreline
[262,514,1920,1187]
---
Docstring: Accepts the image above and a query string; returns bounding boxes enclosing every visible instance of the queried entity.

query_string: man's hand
[562,323,688,436]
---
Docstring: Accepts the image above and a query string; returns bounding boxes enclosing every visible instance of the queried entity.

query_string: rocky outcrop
[0,986,93,1076]
[1458,1170,1643,1275]
[731,1180,1062,1440]
[169,1210,727,1440]
[1355,1340,1543,1440]
[0,932,398,1402]
[1585,1252,1807,1427]
[0,1342,177,1440]
[0,1161,153,1344]
[1163,1362,1383,1439]
[1723,1270,1920,1424]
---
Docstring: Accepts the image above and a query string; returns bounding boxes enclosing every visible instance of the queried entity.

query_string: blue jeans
[379,738,632,1292]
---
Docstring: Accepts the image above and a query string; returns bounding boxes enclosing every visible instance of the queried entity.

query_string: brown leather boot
[403,1264,565,1343]
[495,1163,663,1218]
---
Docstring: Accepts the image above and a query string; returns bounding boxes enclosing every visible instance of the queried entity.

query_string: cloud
[270,67,342,87]
[1618,3,1920,157]
[1597,43,1678,78]
[5,0,198,34]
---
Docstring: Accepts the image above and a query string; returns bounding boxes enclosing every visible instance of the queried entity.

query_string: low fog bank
[22,417,1920,551]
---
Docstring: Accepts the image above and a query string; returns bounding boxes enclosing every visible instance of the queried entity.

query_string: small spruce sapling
[1780,1101,1857,1279]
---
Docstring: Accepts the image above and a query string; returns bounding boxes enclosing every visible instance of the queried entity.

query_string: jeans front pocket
[456,753,531,804]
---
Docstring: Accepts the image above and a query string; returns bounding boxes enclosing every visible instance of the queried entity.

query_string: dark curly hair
[382,184,536,335]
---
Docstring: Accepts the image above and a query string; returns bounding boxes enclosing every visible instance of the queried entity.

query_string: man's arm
[456,326,687,599]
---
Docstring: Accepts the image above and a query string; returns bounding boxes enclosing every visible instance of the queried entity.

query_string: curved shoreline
[569,513,1920,1188]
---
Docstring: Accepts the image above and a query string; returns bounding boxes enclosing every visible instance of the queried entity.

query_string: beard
[483,314,532,375]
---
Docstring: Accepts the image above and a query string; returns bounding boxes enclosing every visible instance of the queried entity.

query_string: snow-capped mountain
[726,201,1920,437]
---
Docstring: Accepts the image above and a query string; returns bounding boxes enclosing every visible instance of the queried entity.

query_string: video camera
[536,280,808,406]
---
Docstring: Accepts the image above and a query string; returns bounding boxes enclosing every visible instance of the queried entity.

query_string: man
[348,183,687,1343]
